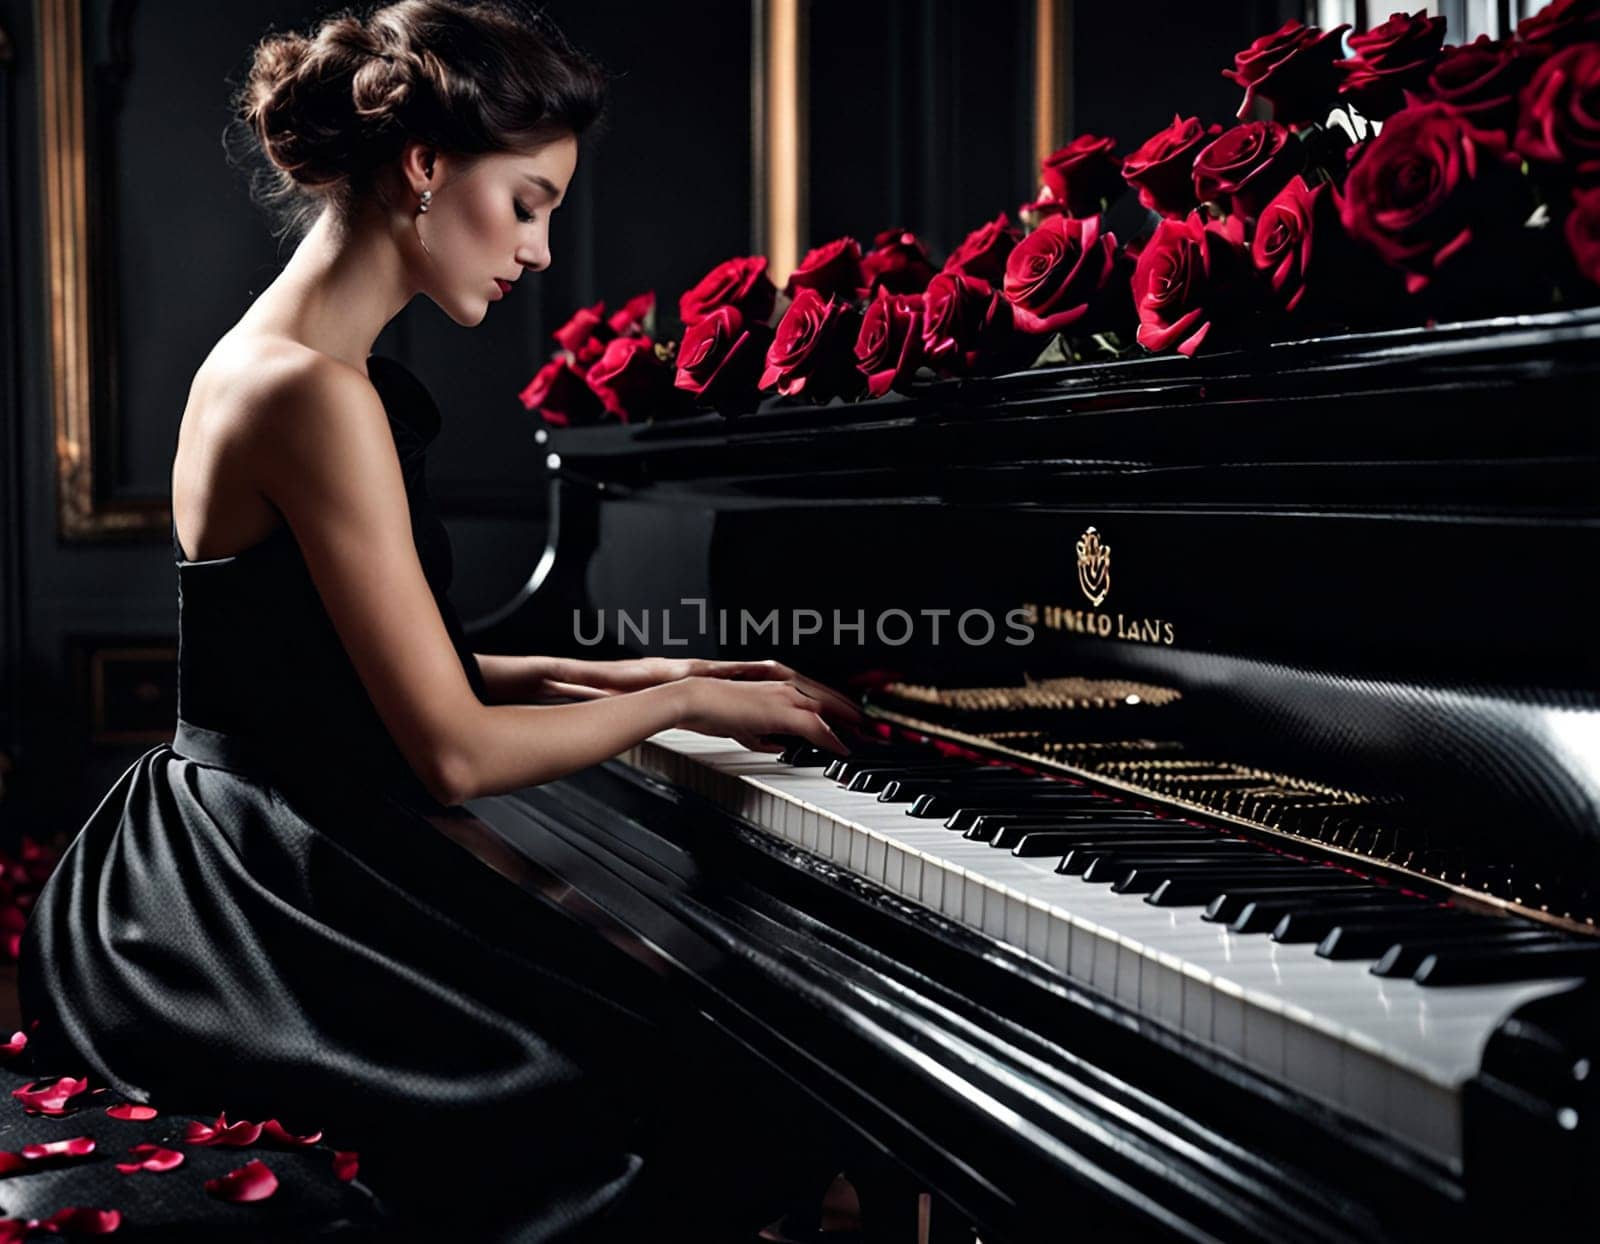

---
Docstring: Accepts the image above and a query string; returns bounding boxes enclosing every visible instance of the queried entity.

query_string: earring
[418,188,432,214]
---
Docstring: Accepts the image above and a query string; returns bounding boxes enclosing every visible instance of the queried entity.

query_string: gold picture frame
[37,0,162,540]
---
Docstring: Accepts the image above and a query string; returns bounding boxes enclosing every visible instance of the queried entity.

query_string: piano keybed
[620,723,1600,1171]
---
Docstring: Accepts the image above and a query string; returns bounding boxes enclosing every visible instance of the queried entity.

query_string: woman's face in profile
[416,135,577,326]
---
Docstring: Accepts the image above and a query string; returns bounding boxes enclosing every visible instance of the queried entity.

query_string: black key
[1086,854,1291,887]
[965,810,1160,838]
[843,763,986,793]
[918,792,1111,823]
[778,740,834,766]
[825,749,946,781]
[877,773,1048,801]
[1061,840,1259,877]
[1370,930,1569,978]
[1225,889,1411,932]
[968,815,1167,844]
[1412,942,1600,987]
[1316,916,1508,960]
[1013,830,1230,858]
[1271,904,1458,944]
[991,822,1203,851]
[1118,863,1338,898]
[1197,883,1385,921]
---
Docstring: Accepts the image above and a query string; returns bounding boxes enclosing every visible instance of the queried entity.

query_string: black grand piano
[455,306,1600,1242]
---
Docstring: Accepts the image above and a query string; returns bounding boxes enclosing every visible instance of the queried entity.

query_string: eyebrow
[521,172,562,204]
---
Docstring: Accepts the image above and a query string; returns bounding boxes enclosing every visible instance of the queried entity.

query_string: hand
[677,675,850,756]
[553,657,865,731]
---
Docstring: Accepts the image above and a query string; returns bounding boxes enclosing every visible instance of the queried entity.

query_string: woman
[18,1,860,1239]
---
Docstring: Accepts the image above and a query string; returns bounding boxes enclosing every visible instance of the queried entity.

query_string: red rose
[1039,134,1125,216]
[1564,186,1600,285]
[1425,36,1545,137]
[1335,10,1448,120]
[1517,0,1600,48]
[1192,121,1303,222]
[860,227,936,295]
[1001,214,1122,335]
[518,358,605,426]
[552,300,611,355]
[674,305,773,416]
[943,213,1023,284]
[783,237,866,300]
[1132,212,1252,356]
[1122,115,1223,218]
[1223,20,1350,124]
[606,291,655,337]
[1017,195,1070,228]
[679,256,777,328]
[854,290,925,398]
[920,272,1017,374]
[584,336,668,423]
[574,336,606,369]
[1339,101,1528,293]
[1251,173,1394,319]
[1516,43,1600,185]
[759,288,866,400]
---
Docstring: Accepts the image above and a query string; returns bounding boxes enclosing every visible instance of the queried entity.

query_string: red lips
[494,278,513,294]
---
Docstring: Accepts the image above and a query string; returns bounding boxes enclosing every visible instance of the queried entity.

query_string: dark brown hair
[226,0,608,244]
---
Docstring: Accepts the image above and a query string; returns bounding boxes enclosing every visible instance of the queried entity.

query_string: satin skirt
[18,722,838,1242]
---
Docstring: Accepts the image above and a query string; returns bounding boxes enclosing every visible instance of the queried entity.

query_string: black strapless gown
[18,355,840,1242]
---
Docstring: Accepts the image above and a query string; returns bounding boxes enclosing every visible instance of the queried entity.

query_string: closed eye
[514,200,536,224]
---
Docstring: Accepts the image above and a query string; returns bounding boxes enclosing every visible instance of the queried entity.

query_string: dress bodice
[172,353,487,805]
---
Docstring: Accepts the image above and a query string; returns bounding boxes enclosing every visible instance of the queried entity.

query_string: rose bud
[606,291,656,337]
[1131,211,1253,356]
[675,305,774,416]
[679,256,778,328]
[1122,115,1223,219]
[854,290,925,398]
[943,213,1023,284]
[584,336,672,423]
[1334,10,1449,120]
[759,288,867,401]
[1039,134,1126,217]
[518,358,605,427]
[860,227,937,295]
[552,299,611,355]
[1002,214,1122,335]
[1223,20,1351,125]
[1425,36,1545,139]
[1517,0,1600,49]
[1515,42,1600,186]
[921,271,1017,375]
[783,236,866,301]
[1564,186,1600,286]
[1192,121,1304,223]
[1340,100,1530,294]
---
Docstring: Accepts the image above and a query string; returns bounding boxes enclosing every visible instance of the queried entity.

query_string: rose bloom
[1339,101,1528,293]
[552,299,610,354]
[674,305,773,416]
[1564,186,1600,286]
[759,287,866,400]
[678,256,777,328]
[942,213,1022,285]
[921,271,1016,374]
[1516,42,1600,186]
[1335,10,1448,119]
[1517,0,1600,48]
[783,236,866,300]
[1425,36,1545,138]
[1251,173,1393,319]
[1131,211,1252,356]
[518,357,605,426]
[584,336,668,423]
[1122,115,1222,219]
[854,290,925,398]
[860,227,937,295]
[1192,121,1303,223]
[1039,134,1125,216]
[606,290,655,336]
[1002,214,1122,335]
[1222,19,1350,125]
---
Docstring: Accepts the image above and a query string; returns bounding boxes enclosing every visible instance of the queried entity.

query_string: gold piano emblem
[1076,527,1110,606]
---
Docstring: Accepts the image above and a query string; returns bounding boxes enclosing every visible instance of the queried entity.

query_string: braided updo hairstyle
[227,0,608,244]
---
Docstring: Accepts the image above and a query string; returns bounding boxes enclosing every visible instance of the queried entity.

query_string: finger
[793,677,865,724]
[796,712,849,756]
[740,734,786,754]
[726,660,794,681]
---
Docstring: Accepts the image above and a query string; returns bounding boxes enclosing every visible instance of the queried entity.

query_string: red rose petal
[12,1075,91,1115]
[332,1150,359,1182]
[0,1032,25,1057]
[42,1207,121,1235]
[204,1158,279,1203]
[105,1102,158,1121]
[260,1119,323,1147]
[0,1152,27,1175]
[20,1136,96,1160]
[184,1112,263,1146]
[114,1143,184,1174]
